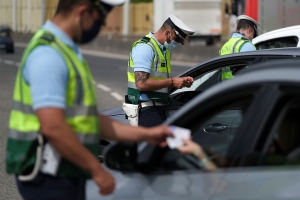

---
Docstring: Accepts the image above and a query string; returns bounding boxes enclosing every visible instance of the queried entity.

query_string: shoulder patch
[40,33,55,43]
[240,37,249,41]
[141,36,150,43]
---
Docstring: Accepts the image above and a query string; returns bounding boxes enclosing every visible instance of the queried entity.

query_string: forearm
[42,123,103,173]
[196,151,218,170]
[137,78,172,91]
[100,115,149,141]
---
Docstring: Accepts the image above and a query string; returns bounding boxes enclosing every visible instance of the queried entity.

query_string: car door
[101,55,260,123]
[87,83,262,200]
[212,83,300,200]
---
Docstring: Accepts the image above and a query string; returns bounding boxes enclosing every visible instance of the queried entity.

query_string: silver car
[88,59,300,200]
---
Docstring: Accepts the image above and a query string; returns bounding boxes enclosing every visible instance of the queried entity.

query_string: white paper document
[167,126,191,149]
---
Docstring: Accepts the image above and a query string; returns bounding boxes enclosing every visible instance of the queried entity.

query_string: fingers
[93,169,115,196]
[100,184,115,195]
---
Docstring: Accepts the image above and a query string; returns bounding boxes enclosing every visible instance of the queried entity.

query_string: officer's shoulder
[140,36,151,43]
[240,36,249,41]
[39,33,55,43]
[27,45,64,64]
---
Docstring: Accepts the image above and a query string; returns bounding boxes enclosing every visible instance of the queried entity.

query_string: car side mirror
[103,142,138,171]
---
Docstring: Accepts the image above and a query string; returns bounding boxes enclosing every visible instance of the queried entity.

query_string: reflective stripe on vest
[6,30,99,177]
[127,35,171,104]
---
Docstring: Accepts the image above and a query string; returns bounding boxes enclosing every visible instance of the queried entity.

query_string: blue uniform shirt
[131,32,166,101]
[232,32,256,52]
[23,20,83,110]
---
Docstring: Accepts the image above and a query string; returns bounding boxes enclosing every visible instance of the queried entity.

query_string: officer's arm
[100,114,172,145]
[135,71,173,91]
[36,108,106,176]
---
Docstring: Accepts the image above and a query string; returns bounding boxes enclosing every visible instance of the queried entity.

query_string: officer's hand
[92,167,115,195]
[182,76,194,88]
[146,125,173,147]
[172,77,194,89]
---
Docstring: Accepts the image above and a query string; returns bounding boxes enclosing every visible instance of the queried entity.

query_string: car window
[172,63,248,96]
[253,100,300,166]
[189,98,253,160]
[255,36,298,50]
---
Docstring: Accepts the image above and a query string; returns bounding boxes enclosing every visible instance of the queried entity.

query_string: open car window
[241,99,300,167]
[255,36,298,50]
[172,63,248,96]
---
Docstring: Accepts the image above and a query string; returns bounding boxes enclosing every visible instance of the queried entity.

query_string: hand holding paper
[167,126,191,149]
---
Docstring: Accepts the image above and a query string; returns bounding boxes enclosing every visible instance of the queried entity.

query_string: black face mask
[79,20,102,44]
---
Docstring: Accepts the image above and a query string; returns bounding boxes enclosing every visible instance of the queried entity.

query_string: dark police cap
[165,13,195,45]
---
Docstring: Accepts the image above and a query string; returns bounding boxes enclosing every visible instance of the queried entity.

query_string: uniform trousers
[138,105,167,127]
[16,172,86,200]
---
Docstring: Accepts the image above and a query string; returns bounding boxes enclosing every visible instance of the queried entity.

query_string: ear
[164,29,170,37]
[74,4,90,18]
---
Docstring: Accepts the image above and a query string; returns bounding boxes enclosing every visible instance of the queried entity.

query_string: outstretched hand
[145,125,173,147]
[177,139,201,155]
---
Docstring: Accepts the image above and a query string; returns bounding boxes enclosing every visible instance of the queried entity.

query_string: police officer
[6,1,173,199]
[219,15,259,80]
[127,13,195,127]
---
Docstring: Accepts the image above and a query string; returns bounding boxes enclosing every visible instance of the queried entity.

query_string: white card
[167,126,191,149]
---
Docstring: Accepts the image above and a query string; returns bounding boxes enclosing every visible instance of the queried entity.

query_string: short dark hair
[55,0,94,15]
[160,21,171,31]
[236,21,253,32]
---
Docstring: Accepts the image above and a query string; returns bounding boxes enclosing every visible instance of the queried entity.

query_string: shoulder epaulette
[141,36,150,43]
[40,33,55,43]
[240,36,249,41]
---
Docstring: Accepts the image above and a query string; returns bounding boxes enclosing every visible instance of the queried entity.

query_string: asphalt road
[0,45,195,199]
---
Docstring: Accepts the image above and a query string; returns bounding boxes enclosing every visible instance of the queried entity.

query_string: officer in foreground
[124,13,194,127]
[219,15,259,80]
[6,0,173,199]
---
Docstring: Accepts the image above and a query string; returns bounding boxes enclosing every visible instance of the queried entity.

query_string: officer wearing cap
[219,15,259,80]
[127,13,195,127]
[6,0,173,199]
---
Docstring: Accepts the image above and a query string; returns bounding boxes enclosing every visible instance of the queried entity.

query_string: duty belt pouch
[122,103,139,126]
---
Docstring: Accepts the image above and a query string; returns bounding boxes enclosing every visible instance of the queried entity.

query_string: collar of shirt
[232,32,245,38]
[41,20,83,61]
[149,32,166,55]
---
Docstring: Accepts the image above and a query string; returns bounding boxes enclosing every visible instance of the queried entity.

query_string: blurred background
[0,0,300,63]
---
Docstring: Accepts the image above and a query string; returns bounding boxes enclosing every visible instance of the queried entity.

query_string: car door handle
[203,123,227,134]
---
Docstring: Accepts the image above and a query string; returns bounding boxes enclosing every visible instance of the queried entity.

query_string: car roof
[0,26,12,31]
[178,47,300,77]
[166,60,300,125]
[253,25,300,45]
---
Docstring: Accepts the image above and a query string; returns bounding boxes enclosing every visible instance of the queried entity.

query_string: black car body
[0,26,14,53]
[101,48,300,124]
